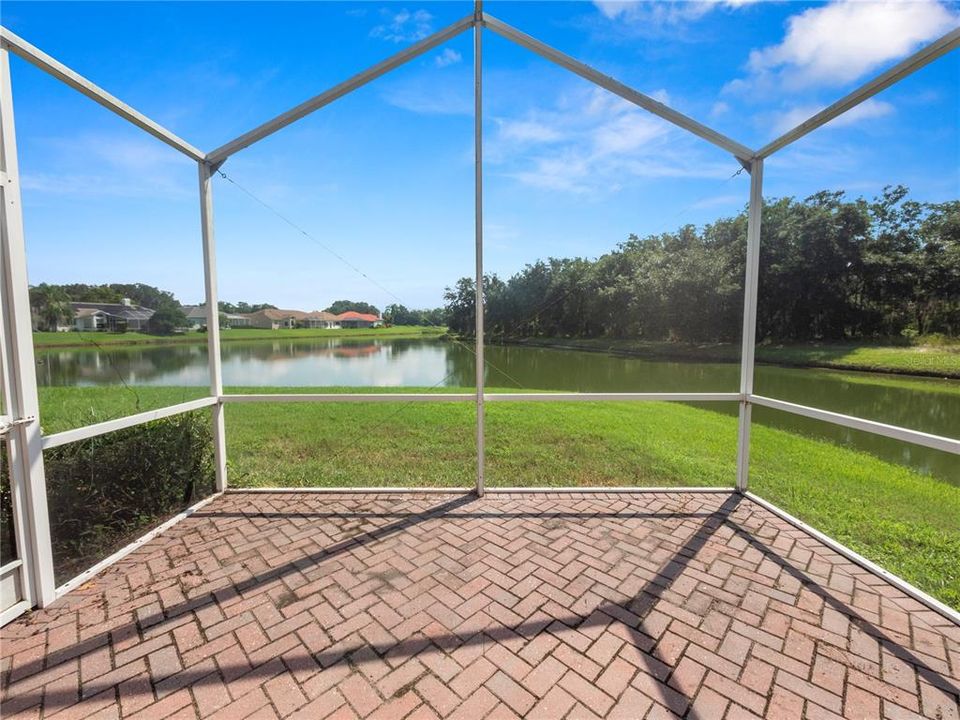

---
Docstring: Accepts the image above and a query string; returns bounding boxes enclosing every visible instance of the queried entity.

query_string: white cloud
[689,193,744,210]
[647,88,671,105]
[740,0,958,89]
[370,8,433,43]
[593,0,760,26]
[489,87,734,195]
[496,118,566,144]
[768,98,895,135]
[21,134,192,199]
[381,73,472,115]
[434,48,462,68]
[710,101,730,118]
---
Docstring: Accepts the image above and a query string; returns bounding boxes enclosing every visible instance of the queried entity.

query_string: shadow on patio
[2,491,958,719]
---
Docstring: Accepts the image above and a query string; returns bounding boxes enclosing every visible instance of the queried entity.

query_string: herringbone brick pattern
[2,491,958,719]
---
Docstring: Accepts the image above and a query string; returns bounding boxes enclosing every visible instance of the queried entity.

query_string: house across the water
[246,308,307,330]
[182,305,208,328]
[71,300,154,332]
[181,306,252,329]
[302,311,341,329]
[335,311,382,329]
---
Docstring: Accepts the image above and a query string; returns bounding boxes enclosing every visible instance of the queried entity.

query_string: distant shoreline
[32,325,446,350]
[483,336,960,380]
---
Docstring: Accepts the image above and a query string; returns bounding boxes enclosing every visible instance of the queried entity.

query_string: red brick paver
[2,491,958,718]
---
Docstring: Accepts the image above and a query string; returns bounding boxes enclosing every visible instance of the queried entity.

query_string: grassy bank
[33,325,445,349]
[495,337,960,378]
[35,385,960,608]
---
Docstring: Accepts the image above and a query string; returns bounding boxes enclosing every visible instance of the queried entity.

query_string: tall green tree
[444,186,959,344]
[30,284,74,331]
[324,300,380,316]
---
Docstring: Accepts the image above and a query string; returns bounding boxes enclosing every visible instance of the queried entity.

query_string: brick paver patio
[1,491,958,719]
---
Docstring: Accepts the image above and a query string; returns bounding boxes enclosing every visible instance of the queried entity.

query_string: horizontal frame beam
[0,600,31,627]
[485,486,732,494]
[222,393,475,403]
[485,392,739,403]
[746,492,960,626]
[220,392,740,404]
[0,559,23,577]
[41,396,217,450]
[757,26,960,158]
[0,26,204,162]
[225,486,733,494]
[750,394,960,455]
[206,14,475,164]
[227,487,472,494]
[481,13,755,162]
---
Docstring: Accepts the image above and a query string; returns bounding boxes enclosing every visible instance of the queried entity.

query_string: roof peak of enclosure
[2,16,957,169]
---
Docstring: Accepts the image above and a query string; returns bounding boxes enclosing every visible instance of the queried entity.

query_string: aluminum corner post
[474,1,485,497]
[0,47,56,607]
[198,162,227,491]
[736,158,763,492]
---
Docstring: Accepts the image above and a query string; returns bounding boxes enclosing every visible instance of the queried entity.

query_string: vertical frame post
[473,3,485,497]
[0,47,56,606]
[736,158,763,492]
[198,162,227,491]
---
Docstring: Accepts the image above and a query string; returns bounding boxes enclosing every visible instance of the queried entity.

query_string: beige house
[301,311,341,329]
[246,309,306,330]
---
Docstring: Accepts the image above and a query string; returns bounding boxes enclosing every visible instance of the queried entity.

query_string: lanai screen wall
[0,7,958,627]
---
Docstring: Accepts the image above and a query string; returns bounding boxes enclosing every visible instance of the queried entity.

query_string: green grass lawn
[33,325,445,349]
[498,337,960,378]
[36,384,960,608]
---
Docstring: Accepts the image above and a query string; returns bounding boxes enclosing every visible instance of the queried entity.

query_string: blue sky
[4,0,959,311]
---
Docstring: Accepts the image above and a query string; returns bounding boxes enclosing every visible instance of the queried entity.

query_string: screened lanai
[1,4,959,718]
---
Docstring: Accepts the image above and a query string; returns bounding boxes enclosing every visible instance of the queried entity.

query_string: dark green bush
[0,441,16,566]
[44,410,214,584]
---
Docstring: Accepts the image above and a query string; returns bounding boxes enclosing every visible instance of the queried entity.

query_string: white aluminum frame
[474,1,486,497]
[0,10,957,624]
[1,45,55,609]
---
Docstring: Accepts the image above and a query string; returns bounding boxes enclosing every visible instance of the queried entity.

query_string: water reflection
[35,338,958,482]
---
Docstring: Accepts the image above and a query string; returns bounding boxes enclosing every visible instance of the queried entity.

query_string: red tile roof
[336,311,379,322]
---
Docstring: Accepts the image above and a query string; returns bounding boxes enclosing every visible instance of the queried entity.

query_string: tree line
[29,283,442,334]
[444,186,959,343]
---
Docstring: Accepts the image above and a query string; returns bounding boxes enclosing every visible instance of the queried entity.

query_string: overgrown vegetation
[0,443,16,566]
[445,187,960,343]
[43,411,214,583]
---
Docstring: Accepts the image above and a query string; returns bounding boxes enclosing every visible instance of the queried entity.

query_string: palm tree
[29,284,73,331]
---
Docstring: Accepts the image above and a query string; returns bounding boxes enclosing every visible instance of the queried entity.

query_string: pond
[36,337,959,482]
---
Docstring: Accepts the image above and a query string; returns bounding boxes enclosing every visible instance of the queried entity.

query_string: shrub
[0,442,15,566]
[43,410,214,584]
